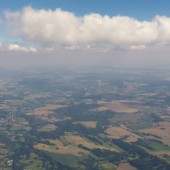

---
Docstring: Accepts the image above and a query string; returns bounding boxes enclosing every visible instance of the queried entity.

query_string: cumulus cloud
[4,7,170,49]
[8,44,37,52]
[0,42,37,53]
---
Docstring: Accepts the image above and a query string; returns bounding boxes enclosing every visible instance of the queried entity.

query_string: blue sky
[1,0,170,20]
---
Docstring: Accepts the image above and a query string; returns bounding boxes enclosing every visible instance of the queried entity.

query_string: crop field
[73,121,97,128]
[97,100,139,113]
[1,68,170,169]
[141,121,170,146]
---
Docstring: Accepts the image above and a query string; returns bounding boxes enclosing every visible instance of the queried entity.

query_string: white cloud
[4,7,170,49]
[0,43,37,53]
[129,45,146,50]
[8,44,37,52]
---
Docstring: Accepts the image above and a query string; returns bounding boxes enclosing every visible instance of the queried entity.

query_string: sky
[0,0,170,69]
[1,0,170,19]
